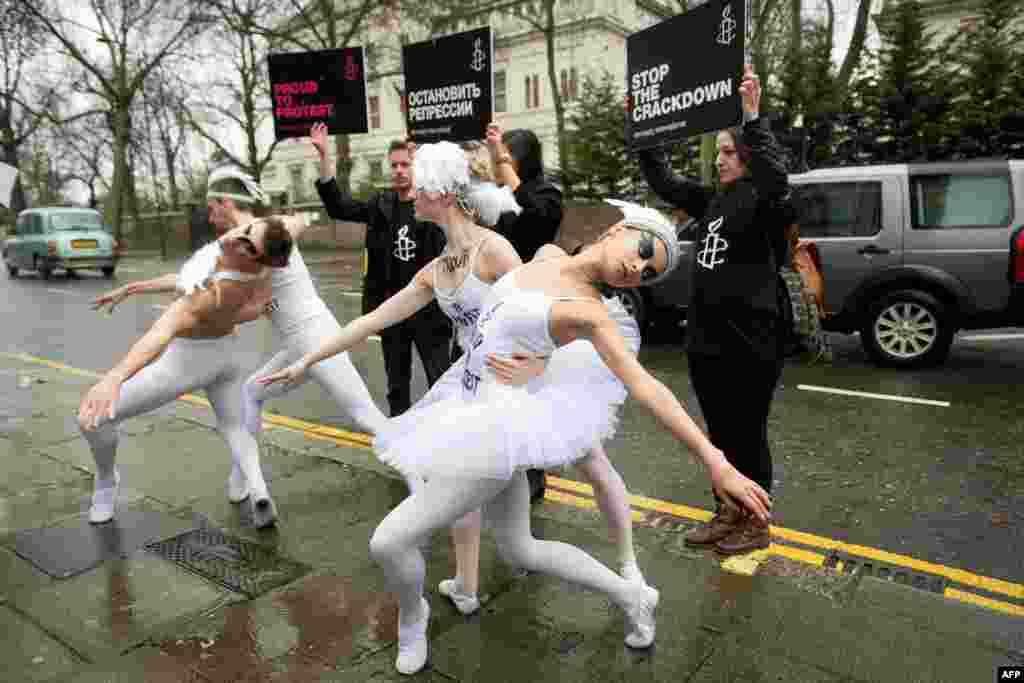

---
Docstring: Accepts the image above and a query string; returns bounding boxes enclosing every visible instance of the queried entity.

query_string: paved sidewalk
[0,355,1020,683]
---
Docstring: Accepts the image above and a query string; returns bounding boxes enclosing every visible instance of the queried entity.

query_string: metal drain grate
[145,528,310,598]
[823,550,946,594]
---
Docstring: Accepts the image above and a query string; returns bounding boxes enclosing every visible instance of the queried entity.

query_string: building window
[560,68,578,101]
[494,70,507,113]
[368,158,384,181]
[369,95,381,129]
[570,67,578,100]
[525,74,541,109]
[289,164,305,203]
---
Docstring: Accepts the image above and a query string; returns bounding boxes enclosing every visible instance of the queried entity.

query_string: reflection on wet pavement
[158,574,398,681]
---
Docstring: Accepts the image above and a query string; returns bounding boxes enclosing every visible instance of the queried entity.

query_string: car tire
[34,256,52,280]
[6,262,17,277]
[102,266,115,278]
[611,288,647,333]
[860,289,954,368]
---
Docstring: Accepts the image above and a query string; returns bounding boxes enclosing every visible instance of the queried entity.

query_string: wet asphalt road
[1,255,1021,586]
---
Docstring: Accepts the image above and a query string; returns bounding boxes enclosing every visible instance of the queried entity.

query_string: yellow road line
[944,588,1024,617]
[5,351,1022,611]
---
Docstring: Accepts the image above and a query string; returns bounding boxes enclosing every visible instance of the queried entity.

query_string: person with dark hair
[312,123,453,416]
[637,65,789,556]
[486,122,565,501]
[78,214,294,529]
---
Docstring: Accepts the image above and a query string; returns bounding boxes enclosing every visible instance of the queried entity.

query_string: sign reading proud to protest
[626,0,745,150]
[403,26,493,143]
[268,47,368,140]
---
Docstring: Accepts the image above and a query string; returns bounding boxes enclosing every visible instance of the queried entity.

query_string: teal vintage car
[3,207,120,279]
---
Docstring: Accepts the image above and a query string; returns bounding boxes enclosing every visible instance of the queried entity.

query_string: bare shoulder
[478,231,523,281]
[532,243,567,261]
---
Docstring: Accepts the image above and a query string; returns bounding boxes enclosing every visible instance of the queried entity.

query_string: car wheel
[102,266,115,278]
[611,287,647,332]
[5,261,17,277]
[66,269,78,279]
[34,256,52,280]
[860,289,954,368]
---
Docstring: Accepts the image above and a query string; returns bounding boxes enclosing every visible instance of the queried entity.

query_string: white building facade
[261,0,674,204]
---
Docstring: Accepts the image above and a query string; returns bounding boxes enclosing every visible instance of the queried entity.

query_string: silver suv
[632,160,1024,368]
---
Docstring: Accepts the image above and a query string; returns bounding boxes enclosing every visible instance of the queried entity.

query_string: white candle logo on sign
[697,216,729,270]
[718,5,738,46]
[470,38,486,72]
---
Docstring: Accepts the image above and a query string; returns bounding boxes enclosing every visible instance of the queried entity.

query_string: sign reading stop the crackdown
[268,47,368,140]
[626,0,745,150]
[403,26,493,144]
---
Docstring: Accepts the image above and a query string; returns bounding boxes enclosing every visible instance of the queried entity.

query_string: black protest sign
[626,0,745,150]
[268,47,368,140]
[403,26,492,143]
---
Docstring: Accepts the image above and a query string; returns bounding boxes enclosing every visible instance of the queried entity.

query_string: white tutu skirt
[374,348,630,482]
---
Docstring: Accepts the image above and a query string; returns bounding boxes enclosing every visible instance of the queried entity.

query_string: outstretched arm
[552,302,771,521]
[92,273,179,312]
[257,265,437,386]
[78,290,215,429]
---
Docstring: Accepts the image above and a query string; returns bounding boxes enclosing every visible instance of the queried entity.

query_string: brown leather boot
[714,516,771,555]
[684,502,743,546]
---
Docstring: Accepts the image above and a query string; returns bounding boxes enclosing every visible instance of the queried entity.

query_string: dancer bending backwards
[93,168,387,504]
[259,142,650,616]
[78,216,294,528]
[265,147,772,675]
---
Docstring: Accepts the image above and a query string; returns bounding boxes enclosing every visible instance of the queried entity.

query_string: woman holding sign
[638,65,788,556]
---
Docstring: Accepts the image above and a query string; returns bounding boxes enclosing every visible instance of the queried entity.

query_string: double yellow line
[5,351,1022,618]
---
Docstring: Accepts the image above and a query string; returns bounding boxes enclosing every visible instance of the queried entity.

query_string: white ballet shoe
[89,469,120,524]
[438,577,480,616]
[620,560,647,586]
[241,383,264,434]
[395,597,430,675]
[226,466,249,503]
[624,584,659,649]
[251,494,277,529]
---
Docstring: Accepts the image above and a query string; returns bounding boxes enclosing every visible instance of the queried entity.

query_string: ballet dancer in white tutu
[258,141,651,616]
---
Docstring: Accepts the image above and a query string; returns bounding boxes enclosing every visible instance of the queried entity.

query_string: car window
[49,212,104,232]
[795,182,883,238]
[31,214,44,235]
[910,174,1012,229]
[15,214,28,235]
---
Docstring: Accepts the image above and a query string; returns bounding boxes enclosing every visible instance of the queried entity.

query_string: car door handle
[857,245,890,255]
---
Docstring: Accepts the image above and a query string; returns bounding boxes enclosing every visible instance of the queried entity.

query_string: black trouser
[687,352,783,493]
[381,310,453,417]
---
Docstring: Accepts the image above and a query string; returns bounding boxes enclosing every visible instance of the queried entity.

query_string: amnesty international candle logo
[717,5,737,46]
[697,216,729,270]
[470,38,487,72]
[344,53,360,81]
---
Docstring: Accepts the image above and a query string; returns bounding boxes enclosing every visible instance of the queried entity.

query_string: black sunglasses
[637,234,660,282]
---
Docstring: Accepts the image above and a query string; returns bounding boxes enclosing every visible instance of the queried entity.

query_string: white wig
[412,141,470,196]
[464,180,521,227]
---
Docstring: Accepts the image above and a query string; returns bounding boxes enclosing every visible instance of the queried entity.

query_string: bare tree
[184,0,281,184]
[1,0,56,212]
[835,0,872,92]
[20,0,211,240]
[54,111,111,209]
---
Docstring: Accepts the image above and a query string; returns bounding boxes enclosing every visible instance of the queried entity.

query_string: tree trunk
[836,0,871,91]
[543,1,568,189]
[0,108,26,212]
[109,107,131,243]
[699,132,717,186]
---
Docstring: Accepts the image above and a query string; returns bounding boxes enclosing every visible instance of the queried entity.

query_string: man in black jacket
[311,123,453,416]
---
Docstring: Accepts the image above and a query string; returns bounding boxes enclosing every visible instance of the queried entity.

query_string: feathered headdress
[207,167,269,206]
[604,199,681,286]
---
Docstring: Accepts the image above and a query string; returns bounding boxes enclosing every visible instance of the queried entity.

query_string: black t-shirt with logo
[387,199,436,294]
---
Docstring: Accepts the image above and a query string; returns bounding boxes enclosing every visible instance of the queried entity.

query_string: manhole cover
[145,528,310,598]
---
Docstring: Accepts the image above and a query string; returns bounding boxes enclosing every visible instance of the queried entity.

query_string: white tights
[370,470,648,628]
[243,316,387,435]
[80,336,268,498]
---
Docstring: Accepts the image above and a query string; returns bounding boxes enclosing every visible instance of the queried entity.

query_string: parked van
[625,160,1024,368]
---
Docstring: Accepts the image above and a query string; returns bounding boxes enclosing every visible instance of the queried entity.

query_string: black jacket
[639,120,789,362]
[491,175,563,262]
[315,177,448,316]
